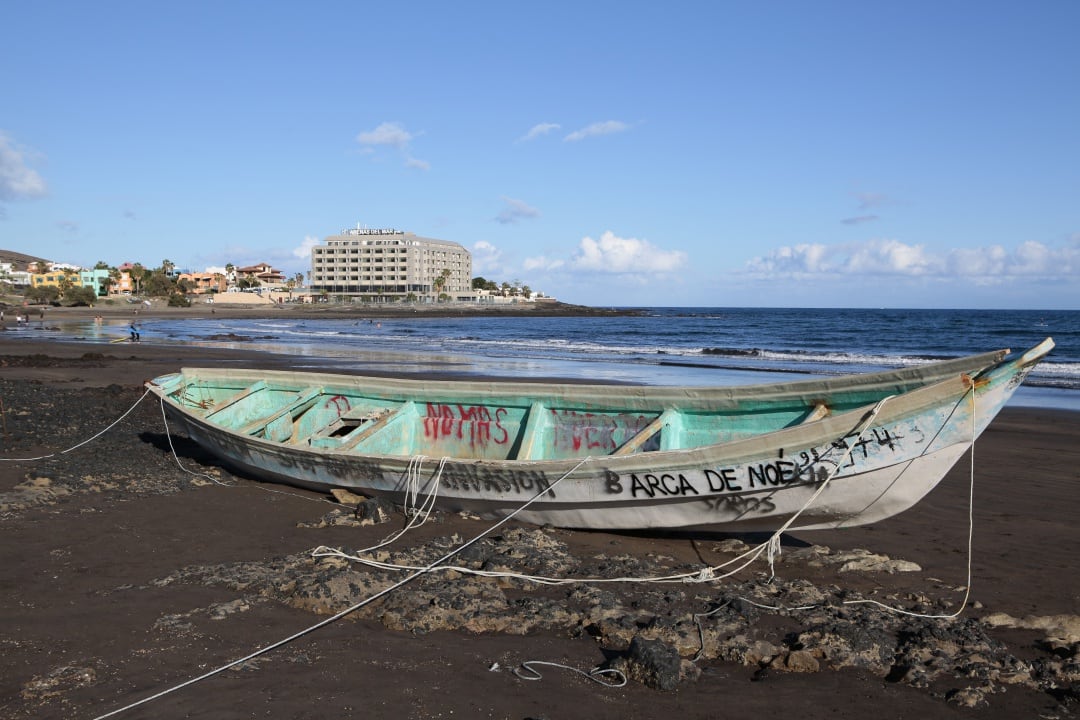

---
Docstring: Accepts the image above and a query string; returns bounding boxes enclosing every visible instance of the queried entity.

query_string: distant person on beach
[129,323,140,342]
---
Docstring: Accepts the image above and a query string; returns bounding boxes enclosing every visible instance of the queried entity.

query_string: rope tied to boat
[158,395,235,487]
[344,455,451,556]
[9,370,986,710]
[839,380,979,620]
[317,396,902,587]
[7,380,974,624]
[0,388,153,462]
[756,393,897,581]
[157,396,340,506]
[93,455,596,719]
[403,454,448,522]
[0,377,359,520]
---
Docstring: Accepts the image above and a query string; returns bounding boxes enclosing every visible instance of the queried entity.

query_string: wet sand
[1,338,1077,719]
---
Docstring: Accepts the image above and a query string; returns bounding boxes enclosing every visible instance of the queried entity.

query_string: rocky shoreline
[1,345,1078,719]
[0,297,641,324]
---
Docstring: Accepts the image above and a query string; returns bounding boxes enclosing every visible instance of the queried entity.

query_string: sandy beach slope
[1,338,1077,719]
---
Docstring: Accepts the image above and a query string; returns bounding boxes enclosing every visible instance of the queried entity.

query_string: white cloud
[523,255,565,272]
[564,120,629,142]
[0,131,47,203]
[495,196,540,225]
[1010,240,1055,275]
[846,238,933,275]
[356,122,413,149]
[746,243,831,275]
[356,122,428,170]
[944,239,1077,283]
[471,240,505,275]
[747,237,1080,282]
[519,123,560,142]
[293,235,321,259]
[56,220,79,233]
[570,231,687,273]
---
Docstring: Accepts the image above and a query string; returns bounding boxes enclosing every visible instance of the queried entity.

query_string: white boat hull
[152,339,1052,532]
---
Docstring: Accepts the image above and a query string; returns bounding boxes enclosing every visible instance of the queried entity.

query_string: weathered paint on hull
[151,339,1052,532]
[178,414,970,531]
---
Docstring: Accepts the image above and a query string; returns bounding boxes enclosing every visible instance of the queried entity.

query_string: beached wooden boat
[147,338,1053,532]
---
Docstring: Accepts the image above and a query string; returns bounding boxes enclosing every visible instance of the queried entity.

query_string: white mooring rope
[0,388,152,462]
[3,376,985,705]
[92,455,594,720]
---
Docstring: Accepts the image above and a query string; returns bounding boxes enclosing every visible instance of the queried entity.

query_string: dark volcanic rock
[612,636,694,691]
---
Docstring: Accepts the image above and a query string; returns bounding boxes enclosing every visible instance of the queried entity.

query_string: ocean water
[22,307,1080,410]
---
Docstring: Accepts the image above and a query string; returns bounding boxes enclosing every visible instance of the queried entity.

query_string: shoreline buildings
[4,223,548,304]
[308,225,473,303]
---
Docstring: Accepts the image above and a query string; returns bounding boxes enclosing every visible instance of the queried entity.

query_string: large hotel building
[309,225,473,302]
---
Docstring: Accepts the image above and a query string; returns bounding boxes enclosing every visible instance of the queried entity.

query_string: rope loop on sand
[513,660,627,688]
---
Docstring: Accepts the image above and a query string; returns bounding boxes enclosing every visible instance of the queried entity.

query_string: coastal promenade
[1,297,637,324]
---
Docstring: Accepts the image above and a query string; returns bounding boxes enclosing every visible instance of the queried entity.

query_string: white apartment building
[309,225,473,302]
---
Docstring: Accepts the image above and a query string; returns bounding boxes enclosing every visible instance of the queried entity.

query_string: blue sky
[2,1,1077,308]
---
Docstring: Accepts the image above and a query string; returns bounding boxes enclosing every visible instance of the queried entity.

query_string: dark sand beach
[1,330,1077,719]
[1,297,634,323]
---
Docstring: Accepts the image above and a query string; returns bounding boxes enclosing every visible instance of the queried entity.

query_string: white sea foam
[37,309,1080,406]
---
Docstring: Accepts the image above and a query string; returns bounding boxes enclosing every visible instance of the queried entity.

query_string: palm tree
[433,268,453,300]
[161,259,175,277]
[129,263,146,295]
